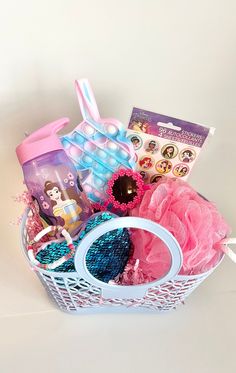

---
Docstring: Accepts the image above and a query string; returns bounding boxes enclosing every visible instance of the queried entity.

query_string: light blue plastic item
[21,210,221,313]
[61,79,136,203]
[74,216,182,299]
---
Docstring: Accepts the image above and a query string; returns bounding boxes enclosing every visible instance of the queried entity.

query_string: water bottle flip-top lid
[16,118,70,165]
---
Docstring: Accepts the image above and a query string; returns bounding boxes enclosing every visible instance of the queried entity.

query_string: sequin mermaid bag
[28,212,131,283]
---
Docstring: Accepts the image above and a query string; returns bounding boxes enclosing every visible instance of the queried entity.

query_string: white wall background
[0,2,236,372]
[1,0,235,231]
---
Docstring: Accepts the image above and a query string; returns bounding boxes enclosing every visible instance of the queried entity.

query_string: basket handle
[221,238,236,263]
[74,217,183,299]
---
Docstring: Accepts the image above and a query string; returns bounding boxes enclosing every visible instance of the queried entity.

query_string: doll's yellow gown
[53,199,82,234]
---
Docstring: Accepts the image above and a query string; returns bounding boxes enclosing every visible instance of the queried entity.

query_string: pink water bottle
[16,118,92,236]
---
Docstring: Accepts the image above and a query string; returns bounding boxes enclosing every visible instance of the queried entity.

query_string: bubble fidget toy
[61,79,136,203]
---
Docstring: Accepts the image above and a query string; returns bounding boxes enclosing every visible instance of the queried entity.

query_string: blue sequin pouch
[36,212,131,282]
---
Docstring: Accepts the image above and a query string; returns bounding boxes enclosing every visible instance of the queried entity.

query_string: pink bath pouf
[129,178,230,277]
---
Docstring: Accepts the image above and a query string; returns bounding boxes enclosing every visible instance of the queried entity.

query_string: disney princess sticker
[173,164,189,177]
[139,156,154,170]
[155,159,172,174]
[144,139,159,154]
[150,174,163,184]
[161,144,178,159]
[139,171,148,181]
[179,148,196,163]
[128,134,143,150]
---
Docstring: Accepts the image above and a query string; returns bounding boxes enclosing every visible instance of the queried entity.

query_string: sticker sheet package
[127,107,214,183]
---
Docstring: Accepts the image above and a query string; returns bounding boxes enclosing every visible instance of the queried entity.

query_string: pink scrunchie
[129,178,230,277]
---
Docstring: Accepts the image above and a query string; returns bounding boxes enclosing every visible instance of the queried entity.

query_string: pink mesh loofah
[129,178,230,277]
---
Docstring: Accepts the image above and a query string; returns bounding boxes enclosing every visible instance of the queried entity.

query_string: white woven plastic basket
[21,210,223,314]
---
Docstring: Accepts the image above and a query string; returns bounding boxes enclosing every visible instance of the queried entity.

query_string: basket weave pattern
[22,216,214,313]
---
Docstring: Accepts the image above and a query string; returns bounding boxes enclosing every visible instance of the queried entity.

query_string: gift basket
[16,79,236,313]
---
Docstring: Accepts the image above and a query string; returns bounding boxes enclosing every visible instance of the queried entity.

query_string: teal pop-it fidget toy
[61,79,135,203]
